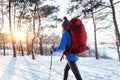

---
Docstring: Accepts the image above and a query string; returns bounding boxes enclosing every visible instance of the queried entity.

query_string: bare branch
[94,1,120,13]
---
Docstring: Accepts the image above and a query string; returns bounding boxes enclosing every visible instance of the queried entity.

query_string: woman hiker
[50,16,83,80]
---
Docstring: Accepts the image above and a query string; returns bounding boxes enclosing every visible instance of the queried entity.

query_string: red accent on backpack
[63,18,87,55]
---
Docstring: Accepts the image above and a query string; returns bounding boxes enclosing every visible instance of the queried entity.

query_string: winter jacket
[52,30,78,61]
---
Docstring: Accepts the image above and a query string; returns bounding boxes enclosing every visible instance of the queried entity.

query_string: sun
[14,31,26,43]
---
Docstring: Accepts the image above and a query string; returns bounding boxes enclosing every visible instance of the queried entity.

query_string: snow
[0,53,120,80]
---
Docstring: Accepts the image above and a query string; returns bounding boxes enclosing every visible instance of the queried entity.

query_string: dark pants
[63,61,82,80]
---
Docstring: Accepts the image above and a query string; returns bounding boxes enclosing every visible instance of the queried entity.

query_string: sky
[42,0,70,37]
[43,0,120,44]
[56,0,69,18]
[54,0,120,44]
[0,0,120,43]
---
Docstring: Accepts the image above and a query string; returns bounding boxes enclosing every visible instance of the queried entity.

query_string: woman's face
[62,24,67,29]
[62,24,67,32]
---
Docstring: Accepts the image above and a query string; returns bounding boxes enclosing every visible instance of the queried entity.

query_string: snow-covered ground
[0,54,120,80]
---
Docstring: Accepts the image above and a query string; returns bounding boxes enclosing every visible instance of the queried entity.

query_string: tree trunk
[110,0,120,61]
[90,0,99,59]
[39,38,43,55]
[20,37,24,56]
[9,0,16,57]
[31,38,35,59]
[36,3,43,55]
[92,12,99,59]
[31,4,38,59]
[17,0,27,56]
[26,31,29,55]
[3,34,6,56]
[1,0,6,56]
[19,20,24,56]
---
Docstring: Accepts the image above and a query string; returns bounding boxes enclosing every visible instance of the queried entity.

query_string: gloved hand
[50,45,54,54]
